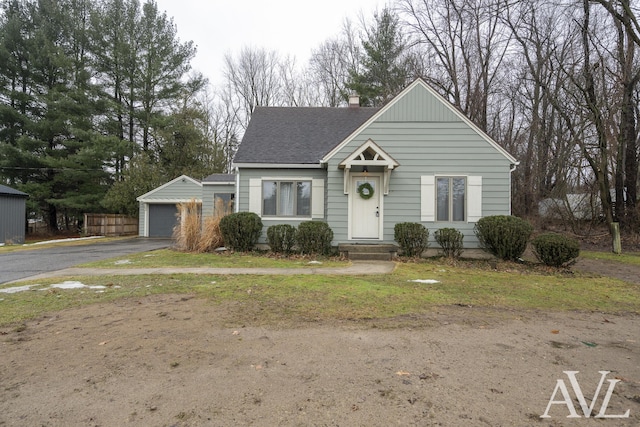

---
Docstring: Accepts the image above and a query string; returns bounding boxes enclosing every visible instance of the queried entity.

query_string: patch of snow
[308,261,323,265]
[114,259,133,265]
[50,281,106,290]
[0,285,35,294]
[408,279,441,284]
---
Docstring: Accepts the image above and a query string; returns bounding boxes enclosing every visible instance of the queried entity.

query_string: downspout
[234,166,240,213]
[509,162,519,215]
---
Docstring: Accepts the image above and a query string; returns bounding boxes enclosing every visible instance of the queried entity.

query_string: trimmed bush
[219,212,263,252]
[296,221,333,255]
[394,222,429,257]
[267,224,297,254]
[474,215,533,261]
[532,233,580,267]
[435,228,464,258]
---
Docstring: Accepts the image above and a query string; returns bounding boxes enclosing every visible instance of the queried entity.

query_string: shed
[0,184,28,244]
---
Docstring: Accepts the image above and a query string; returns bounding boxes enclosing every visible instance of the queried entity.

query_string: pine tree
[346,8,411,107]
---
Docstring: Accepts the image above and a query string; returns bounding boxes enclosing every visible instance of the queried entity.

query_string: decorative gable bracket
[338,139,400,195]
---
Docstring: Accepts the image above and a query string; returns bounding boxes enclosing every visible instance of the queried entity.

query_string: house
[232,78,518,253]
[0,184,28,244]
[137,174,235,237]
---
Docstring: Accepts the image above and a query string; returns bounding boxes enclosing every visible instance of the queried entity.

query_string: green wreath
[357,182,375,200]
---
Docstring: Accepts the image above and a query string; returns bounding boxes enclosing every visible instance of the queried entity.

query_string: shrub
[435,228,464,258]
[296,221,333,255]
[474,215,533,261]
[394,222,429,257]
[531,233,580,267]
[267,224,297,254]
[219,212,263,252]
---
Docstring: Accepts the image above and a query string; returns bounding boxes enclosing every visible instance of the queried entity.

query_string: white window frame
[249,177,324,219]
[421,175,482,223]
[436,176,467,222]
[261,180,312,218]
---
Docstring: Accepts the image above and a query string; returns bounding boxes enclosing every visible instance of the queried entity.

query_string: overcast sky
[154,0,387,86]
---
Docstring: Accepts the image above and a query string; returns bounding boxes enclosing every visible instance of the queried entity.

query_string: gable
[137,175,202,202]
[323,79,517,165]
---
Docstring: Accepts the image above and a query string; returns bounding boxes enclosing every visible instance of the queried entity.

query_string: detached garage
[137,174,237,238]
[137,175,202,237]
[0,184,28,244]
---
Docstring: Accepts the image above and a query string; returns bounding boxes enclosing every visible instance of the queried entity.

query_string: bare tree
[223,46,283,128]
[397,0,512,130]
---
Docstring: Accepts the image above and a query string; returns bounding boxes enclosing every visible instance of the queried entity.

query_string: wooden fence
[84,214,138,236]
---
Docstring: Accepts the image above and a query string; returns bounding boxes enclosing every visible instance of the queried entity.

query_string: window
[214,193,235,215]
[262,180,311,217]
[436,177,466,222]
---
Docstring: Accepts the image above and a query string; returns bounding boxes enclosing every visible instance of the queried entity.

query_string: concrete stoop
[338,244,399,261]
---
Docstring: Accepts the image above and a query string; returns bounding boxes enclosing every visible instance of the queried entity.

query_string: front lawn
[1,258,638,327]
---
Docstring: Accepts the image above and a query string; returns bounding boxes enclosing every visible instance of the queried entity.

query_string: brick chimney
[348,93,360,108]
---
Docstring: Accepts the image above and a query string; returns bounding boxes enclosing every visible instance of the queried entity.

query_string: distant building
[0,184,28,244]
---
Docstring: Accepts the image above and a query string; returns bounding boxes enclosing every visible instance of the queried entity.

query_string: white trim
[322,78,518,165]
[420,175,435,222]
[250,177,322,219]
[235,168,240,213]
[248,178,262,214]
[202,181,235,186]
[467,176,483,222]
[136,198,202,204]
[311,178,325,219]
[141,203,149,237]
[338,139,399,169]
[348,173,383,241]
[136,175,201,201]
[233,163,322,169]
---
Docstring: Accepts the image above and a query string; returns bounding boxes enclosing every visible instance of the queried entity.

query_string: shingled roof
[0,184,28,197]
[234,106,380,165]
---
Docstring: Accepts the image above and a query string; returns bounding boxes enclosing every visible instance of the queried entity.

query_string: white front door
[351,175,381,239]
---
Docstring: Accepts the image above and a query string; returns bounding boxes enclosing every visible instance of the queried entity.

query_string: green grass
[77,249,349,269]
[1,259,638,327]
[581,250,640,266]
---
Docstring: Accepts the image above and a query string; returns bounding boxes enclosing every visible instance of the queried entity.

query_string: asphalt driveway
[0,238,171,284]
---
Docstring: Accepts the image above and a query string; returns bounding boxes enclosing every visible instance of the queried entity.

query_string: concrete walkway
[8,261,397,284]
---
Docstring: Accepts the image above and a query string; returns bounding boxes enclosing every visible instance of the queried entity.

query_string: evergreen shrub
[266,224,297,254]
[474,215,533,261]
[531,233,580,267]
[394,222,429,257]
[219,212,262,252]
[435,228,464,258]
[296,221,333,255]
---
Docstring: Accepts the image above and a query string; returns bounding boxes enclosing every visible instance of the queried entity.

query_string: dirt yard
[1,277,639,427]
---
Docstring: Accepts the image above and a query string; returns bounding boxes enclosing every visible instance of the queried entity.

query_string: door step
[339,244,398,261]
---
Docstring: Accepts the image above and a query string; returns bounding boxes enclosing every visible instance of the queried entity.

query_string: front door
[351,175,381,239]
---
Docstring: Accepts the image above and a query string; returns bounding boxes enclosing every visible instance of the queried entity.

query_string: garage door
[148,204,178,237]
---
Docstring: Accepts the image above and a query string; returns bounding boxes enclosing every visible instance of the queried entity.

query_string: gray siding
[237,168,327,243]
[326,85,513,248]
[142,179,202,201]
[0,195,27,244]
[202,183,235,217]
[137,176,203,237]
